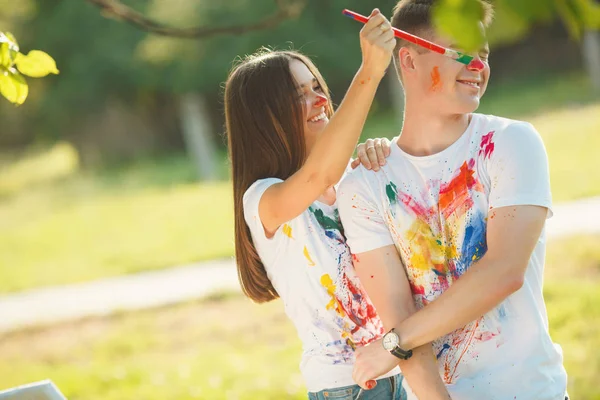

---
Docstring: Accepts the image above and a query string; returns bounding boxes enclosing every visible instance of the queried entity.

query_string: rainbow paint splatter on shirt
[380,131,508,383]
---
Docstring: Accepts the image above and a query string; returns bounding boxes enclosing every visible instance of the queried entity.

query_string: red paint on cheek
[352,254,360,263]
[430,66,442,92]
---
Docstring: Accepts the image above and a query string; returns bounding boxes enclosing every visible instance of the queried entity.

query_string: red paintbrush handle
[342,9,446,55]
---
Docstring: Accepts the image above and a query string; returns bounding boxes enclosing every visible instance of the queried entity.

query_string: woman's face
[289,59,329,153]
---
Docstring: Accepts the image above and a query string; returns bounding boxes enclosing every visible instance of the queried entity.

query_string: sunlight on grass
[0,235,598,399]
[528,104,600,201]
[0,297,306,400]
[0,142,79,196]
[0,182,234,293]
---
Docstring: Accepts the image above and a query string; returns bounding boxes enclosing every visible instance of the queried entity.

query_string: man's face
[402,27,490,115]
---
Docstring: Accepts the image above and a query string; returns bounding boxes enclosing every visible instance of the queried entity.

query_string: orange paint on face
[430,66,442,92]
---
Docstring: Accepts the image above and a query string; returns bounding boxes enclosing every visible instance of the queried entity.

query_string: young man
[337,1,568,399]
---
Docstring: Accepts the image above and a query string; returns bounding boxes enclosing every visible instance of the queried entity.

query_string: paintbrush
[342,9,474,65]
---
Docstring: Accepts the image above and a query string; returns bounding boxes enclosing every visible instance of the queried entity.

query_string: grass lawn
[0,235,598,399]
[0,72,598,293]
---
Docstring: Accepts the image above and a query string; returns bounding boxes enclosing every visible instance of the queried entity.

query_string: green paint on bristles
[455,53,474,65]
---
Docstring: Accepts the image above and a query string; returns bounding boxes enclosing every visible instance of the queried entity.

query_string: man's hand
[353,338,400,390]
[351,137,391,171]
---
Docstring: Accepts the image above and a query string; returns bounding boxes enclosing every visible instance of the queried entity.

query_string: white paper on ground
[0,380,67,400]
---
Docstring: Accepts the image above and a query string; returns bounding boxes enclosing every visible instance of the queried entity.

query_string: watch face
[383,331,400,350]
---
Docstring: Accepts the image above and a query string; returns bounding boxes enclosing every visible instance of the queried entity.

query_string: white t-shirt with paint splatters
[337,113,567,400]
[243,178,400,392]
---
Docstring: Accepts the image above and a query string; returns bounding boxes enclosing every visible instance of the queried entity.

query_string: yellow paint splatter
[303,246,316,266]
[282,224,293,239]
[320,274,345,317]
[345,337,356,350]
[407,219,457,273]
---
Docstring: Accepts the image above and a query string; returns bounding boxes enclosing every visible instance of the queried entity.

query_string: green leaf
[15,50,60,78]
[0,32,20,68]
[555,0,585,38]
[571,0,600,29]
[433,0,486,52]
[486,2,531,46]
[501,0,556,22]
[3,32,19,48]
[0,43,12,68]
[0,66,29,105]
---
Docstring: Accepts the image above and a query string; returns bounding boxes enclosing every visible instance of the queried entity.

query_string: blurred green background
[1,0,599,399]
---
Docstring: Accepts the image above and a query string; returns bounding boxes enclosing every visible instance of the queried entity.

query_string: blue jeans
[307,374,407,400]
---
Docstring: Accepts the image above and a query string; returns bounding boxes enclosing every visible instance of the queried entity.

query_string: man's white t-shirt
[338,113,568,399]
[243,178,401,392]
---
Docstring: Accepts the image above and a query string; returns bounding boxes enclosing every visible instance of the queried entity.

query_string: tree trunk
[583,29,600,94]
[179,93,219,181]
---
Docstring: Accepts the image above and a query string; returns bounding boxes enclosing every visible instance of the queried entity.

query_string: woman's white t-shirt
[243,178,400,392]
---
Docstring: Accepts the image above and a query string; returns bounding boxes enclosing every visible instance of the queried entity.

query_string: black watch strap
[390,346,413,360]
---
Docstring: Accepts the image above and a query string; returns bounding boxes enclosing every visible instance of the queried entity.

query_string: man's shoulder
[338,164,387,207]
[475,113,540,145]
[340,164,372,190]
[476,113,536,134]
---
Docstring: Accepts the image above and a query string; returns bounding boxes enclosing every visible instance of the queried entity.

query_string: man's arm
[352,204,548,386]
[352,245,450,398]
[397,204,546,348]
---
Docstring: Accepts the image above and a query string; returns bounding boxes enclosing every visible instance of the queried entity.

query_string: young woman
[225,10,409,399]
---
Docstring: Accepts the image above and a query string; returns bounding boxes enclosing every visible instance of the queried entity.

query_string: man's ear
[399,47,417,74]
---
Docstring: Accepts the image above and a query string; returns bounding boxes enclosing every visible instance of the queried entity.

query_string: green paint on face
[386,182,398,205]
[455,53,474,65]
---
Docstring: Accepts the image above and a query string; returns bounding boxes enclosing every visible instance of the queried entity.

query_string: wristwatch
[382,328,413,360]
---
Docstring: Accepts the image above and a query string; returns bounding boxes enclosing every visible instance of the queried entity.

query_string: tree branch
[86,0,308,39]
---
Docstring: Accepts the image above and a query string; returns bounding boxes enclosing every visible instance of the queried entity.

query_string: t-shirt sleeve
[243,178,284,242]
[486,122,553,217]
[337,170,395,254]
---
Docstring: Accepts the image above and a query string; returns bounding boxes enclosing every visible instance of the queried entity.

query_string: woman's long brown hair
[224,48,333,303]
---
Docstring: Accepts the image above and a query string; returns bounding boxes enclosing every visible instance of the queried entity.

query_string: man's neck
[397,104,472,157]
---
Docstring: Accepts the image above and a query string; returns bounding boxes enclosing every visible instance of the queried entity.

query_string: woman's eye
[313,85,322,92]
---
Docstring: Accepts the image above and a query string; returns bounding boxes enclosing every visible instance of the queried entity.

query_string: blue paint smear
[436,343,451,359]
[458,212,488,275]
[325,230,337,240]
[498,304,507,319]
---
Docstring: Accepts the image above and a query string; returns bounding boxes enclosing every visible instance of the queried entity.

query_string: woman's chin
[306,117,329,134]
